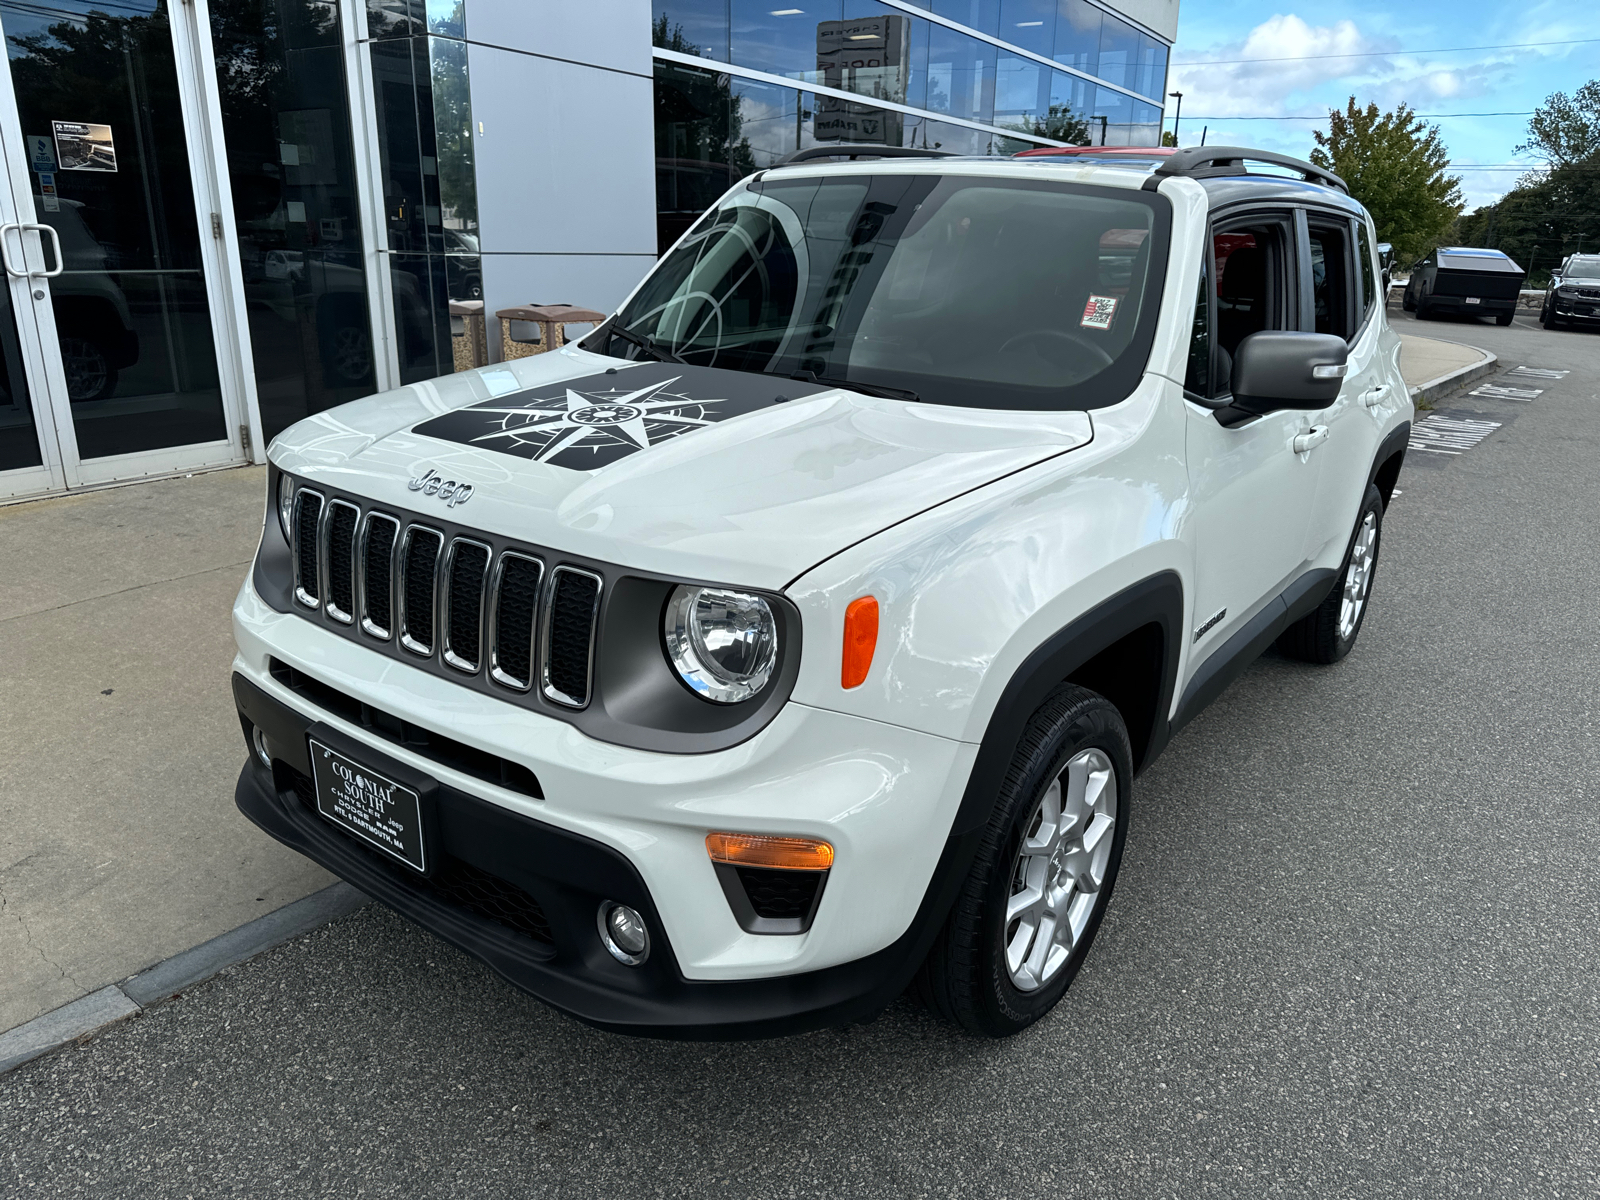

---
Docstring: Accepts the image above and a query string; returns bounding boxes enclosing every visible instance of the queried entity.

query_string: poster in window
[52,121,117,172]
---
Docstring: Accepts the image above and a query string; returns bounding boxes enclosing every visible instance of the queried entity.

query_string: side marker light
[706,832,834,871]
[841,595,878,689]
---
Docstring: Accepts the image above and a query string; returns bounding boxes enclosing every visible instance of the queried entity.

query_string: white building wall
[468,0,658,327]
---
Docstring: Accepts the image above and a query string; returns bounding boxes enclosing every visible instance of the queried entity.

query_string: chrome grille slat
[359,513,400,640]
[541,566,602,709]
[323,500,360,625]
[488,552,543,692]
[441,537,492,674]
[291,489,324,610]
[397,526,444,657]
[280,478,601,718]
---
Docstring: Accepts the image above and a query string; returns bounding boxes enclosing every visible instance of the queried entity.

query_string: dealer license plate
[1465,297,1480,304]
[308,738,429,872]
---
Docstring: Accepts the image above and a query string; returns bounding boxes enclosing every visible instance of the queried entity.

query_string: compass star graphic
[463,377,726,467]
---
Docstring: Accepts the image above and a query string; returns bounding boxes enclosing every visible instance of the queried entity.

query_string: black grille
[326,503,358,619]
[285,766,553,944]
[362,515,397,636]
[401,529,442,653]
[737,867,823,920]
[444,540,490,670]
[491,554,542,689]
[294,491,323,604]
[545,569,599,705]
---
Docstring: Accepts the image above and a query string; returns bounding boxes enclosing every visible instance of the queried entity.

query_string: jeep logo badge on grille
[408,468,473,508]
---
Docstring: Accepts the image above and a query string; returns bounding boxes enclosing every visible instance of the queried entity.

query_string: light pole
[1168,90,1183,146]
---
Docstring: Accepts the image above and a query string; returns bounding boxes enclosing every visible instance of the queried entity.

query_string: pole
[1200,125,1208,146]
[1095,114,1108,146]
[1168,90,1183,146]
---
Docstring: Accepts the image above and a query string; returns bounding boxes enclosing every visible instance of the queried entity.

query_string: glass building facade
[652,0,1167,250]
[0,0,1172,502]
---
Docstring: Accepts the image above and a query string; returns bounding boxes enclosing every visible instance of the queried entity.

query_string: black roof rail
[770,144,958,167]
[1145,146,1348,194]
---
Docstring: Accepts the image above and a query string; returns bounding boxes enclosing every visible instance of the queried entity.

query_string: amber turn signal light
[841,595,879,689]
[706,832,834,871]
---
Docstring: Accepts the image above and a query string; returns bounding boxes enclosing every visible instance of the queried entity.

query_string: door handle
[26,223,62,278]
[1293,424,1330,454]
[0,222,62,280]
[1361,384,1389,408]
[0,223,26,279]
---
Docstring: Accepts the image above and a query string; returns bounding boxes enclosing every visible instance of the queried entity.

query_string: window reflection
[214,0,378,444]
[652,1,1171,252]
[10,0,225,458]
[369,0,480,384]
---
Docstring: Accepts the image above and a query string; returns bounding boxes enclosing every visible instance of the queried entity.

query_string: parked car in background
[1402,246,1524,325]
[1540,253,1600,331]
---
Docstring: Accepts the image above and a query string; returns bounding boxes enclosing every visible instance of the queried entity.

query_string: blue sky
[1167,0,1600,210]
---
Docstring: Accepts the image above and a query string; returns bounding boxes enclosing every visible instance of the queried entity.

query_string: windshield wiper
[607,323,686,364]
[791,369,920,403]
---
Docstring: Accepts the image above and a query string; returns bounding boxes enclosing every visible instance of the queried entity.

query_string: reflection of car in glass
[240,145,1411,1040]
[1540,253,1600,331]
[1402,246,1524,326]
[37,198,139,403]
[443,229,481,300]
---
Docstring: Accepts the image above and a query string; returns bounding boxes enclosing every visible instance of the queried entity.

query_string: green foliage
[1310,99,1463,261]
[1161,131,1177,147]
[1451,157,1600,285]
[1518,81,1600,167]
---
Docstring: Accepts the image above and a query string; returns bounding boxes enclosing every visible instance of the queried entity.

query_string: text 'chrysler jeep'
[233,145,1411,1038]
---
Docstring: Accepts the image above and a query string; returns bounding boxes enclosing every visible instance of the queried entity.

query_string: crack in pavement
[0,876,84,992]
[0,559,254,626]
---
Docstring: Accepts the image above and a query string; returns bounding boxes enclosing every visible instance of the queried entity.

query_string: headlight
[664,585,778,703]
[276,471,294,541]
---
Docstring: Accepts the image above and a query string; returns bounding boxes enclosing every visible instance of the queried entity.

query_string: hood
[269,350,1094,590]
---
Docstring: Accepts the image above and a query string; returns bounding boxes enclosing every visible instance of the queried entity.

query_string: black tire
[60,336,118,402]
[1278,484,1384,664]
[1495,311,1513,327]
[1415,298,1434,320]
[1402,290,1416,313]
[914,684,1133,1037]
[1543,307,1565,331]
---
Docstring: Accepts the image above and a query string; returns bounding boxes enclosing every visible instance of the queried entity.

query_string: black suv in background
[1541,254,1600,331]
[1402,246,1525,325]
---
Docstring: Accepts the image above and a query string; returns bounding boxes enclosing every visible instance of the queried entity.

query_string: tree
[1518,81,1600,168]
[1310,99,1463,261]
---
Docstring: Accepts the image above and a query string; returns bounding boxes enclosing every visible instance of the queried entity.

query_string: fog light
[597,902,649,966]
[251,724,272,768]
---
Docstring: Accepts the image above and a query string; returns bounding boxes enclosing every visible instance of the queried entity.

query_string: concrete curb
[0,883,368,1078]
[1409,346,1499,406]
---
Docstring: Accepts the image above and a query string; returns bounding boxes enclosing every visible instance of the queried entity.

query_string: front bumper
[1550,296,1600,322]
[234,677,981,1038]
[232,579,979,1037]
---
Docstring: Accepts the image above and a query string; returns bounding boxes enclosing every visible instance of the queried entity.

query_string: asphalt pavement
[5,309,1600,1198]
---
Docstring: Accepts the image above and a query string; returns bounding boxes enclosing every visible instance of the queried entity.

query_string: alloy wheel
[1004,747,1117,992]
[1339,510,1378,640]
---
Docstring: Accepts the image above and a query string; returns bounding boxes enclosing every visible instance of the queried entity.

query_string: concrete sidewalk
[0,468,331,1034]
[1398,332,1496,402]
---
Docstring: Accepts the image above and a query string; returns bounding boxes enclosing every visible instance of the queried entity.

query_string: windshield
[602,174,1169,411]
[1564,259,1600,280]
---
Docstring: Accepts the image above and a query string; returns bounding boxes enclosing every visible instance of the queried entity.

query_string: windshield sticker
[1081,295,1119,330]
[411,363,826,471]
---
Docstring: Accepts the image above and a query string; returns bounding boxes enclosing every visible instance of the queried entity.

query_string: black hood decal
[411,362,826,471]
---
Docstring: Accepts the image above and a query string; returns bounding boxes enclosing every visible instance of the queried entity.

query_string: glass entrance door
[0,0,245,501]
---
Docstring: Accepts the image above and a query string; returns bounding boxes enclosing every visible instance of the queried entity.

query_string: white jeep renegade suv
[232,145,1411,1039]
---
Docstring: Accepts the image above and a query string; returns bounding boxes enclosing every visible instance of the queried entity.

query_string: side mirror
[1382,268,1392,293]
[1229,331,1348,415]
